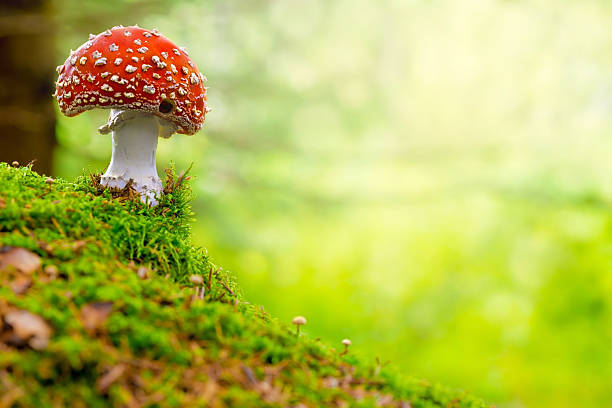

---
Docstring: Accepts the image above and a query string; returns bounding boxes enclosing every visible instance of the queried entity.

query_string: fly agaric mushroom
[54,25,209,205]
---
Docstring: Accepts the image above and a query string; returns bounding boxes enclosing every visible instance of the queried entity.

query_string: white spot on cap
[114,57,123,65]
[173,48,181,56]
[151,29,160,37]
[79,56,87,65]
[64,91,72,99]
[161,51,168,59]
[131,57,139,63]
[141,64,152,72]
[109,43,119,52]
[125,65,137,73]
[152,73,161,79]
[103,30,112,37]
[133,39,142,46]
[87,74,95,83]
[126,48,133,53]
[189,73,199,85]
[72,76,80,85]
[181,66,189,75]
[56,65,64,74]
[178,87,187,96]
[101,84,113,92]
[143,85,155,94]
[92,50,102,59]
[143,32,152,38]
[180,46,189,56]
[124,30,132,37]
[137,47,148,54]
[99,97,109,103]
[124,92,135,98]
[94,58,107,66]
[100,72,110,78]
[70,55,77,66]
[170,64,178,75]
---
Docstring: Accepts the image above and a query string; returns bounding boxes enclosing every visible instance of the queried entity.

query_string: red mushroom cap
[54,26,208,136]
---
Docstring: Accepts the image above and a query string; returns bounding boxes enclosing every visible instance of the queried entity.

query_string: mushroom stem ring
[99,109,171,205]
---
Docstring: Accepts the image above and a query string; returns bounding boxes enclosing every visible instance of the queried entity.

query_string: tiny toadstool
[54,25,209,205]
[189,274,204,285]
[341,338,352,354]
[190,274,205,299]
[292,316,307,336]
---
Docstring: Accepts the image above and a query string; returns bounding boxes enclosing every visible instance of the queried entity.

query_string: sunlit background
[6,0,612,406]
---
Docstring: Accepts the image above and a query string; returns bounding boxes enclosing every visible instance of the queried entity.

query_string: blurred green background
[6,0,612,406]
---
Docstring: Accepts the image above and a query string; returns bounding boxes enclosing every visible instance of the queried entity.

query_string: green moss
[0,163,490,407]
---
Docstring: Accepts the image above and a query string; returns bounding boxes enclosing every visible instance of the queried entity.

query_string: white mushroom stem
[98,109,176,206]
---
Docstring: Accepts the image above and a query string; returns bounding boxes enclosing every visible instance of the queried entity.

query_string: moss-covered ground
[0,163,490,407]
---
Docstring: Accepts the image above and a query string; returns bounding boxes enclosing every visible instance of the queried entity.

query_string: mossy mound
[0,163,490,407]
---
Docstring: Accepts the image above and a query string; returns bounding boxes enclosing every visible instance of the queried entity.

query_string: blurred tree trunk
[0,0,56,175]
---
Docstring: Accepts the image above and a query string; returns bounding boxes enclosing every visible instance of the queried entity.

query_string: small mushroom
[341,338,352,355]
[189,274,203,285]
[292,316,307,336]
[54,26,209,206]
[190,274,205,299]
[137,266,149,279]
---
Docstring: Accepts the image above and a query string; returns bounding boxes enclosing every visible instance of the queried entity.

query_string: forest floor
[0,163,490,407]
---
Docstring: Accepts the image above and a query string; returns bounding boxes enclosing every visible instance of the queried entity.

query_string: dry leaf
[72,241,86,252]
[3,309,52,350]
[10,276,32,295]
[81,302,114,332]
[44,265,59,278]
[97,364,126,393]
[376,394,394,406]
[0,247,41,274]
[241,364,257,386]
